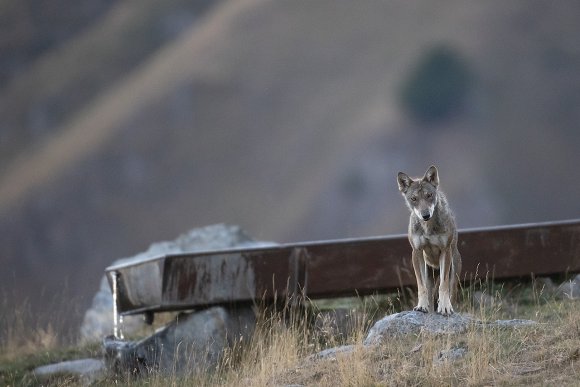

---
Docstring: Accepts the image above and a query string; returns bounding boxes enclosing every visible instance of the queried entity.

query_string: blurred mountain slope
[0,0,214,171]
[0,0,117,87]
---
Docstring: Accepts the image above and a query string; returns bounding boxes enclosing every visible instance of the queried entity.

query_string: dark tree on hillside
[399,45,473,123]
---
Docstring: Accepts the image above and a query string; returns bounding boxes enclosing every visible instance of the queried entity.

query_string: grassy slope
[1,281,578,386]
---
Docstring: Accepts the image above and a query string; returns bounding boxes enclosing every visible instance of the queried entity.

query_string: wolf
[397,165,462,316]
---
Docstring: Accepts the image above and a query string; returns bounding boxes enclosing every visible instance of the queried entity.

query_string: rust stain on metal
[163,253,257,304]
[106,219,580,316]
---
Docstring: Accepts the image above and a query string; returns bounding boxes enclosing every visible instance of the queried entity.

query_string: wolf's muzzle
[421,211,431,221]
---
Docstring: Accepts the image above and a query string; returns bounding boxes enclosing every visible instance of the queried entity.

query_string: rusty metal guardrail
[106,219,580,316]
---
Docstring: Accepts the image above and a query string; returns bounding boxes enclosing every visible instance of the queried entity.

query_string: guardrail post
[289,247,308,306]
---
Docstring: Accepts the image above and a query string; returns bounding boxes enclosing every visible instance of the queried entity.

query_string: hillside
[0,0,117,87]
[1,0,580,333]
[0,0,214,172]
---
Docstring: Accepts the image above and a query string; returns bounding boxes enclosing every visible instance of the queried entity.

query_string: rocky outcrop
[103,306,256,376]
[555,274,580,300]
[363,311,537,346]
[80,224,275,341]
[533,274,580,300]
[363,311,474,345]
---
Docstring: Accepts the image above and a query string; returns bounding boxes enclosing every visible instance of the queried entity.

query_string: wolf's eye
[411,196,417,202]
[426,193,433,199]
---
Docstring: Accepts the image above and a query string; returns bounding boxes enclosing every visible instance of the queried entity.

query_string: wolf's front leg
[437,250,454,316]
[412,249,430,313]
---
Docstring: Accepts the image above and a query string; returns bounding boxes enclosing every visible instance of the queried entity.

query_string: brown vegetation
[1,280,578,386]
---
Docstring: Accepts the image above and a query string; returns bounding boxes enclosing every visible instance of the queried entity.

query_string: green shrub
[399,45,473,123]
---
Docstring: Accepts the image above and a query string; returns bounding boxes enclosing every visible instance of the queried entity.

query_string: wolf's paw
[436,308,454,317]
[436,299,454,316]
[413,305,429,313]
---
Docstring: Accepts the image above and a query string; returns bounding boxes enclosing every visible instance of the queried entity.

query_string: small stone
[308,345,355,361]
[33,358,106,385]
[434,346,468,363]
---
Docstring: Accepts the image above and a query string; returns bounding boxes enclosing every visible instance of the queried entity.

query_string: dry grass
[1,280,579,386]
[266,284,580,387]
[221,280,578,386]
[0,292,101,386]
[0,297,60,361]
[118,281,579,387]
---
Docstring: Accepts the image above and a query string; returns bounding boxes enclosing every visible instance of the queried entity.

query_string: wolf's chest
[412,234,448,268]
[411,233,448,250]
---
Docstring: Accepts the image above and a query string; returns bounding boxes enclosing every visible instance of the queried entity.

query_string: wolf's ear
[423,165,439,187]
[397,172,412,193]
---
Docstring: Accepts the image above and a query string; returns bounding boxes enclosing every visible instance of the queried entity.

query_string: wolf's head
[397,165,439,221]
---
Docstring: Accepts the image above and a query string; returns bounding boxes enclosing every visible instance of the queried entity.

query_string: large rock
[363,311,536,346]
[364,311,474,345]
[80,224,275,341]
[555,274,580,300]
[533,274,580,300]
[104,305,256,376]
[306,310,536,369]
